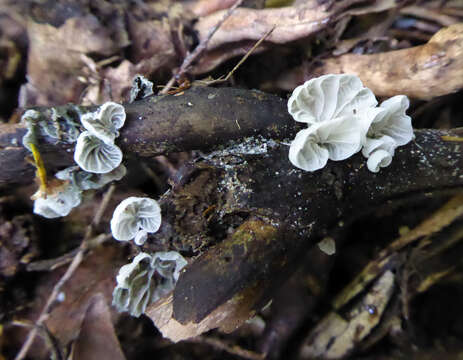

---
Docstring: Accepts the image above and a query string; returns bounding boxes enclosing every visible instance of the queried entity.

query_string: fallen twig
[160,0,244,94]
[197,25,276,86]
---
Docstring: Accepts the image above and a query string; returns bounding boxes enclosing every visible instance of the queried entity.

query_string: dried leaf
[71,294,126,360]
[274,24,463,100]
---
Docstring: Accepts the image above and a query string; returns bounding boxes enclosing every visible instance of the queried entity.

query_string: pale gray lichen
[21,106,82,151]
[112,251,187,317]
[56,164,127,190]
[129,75,154,103]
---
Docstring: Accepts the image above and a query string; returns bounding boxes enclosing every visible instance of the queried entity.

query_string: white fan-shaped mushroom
[33,183,82,218]
[81,102,126,144]
[110,197,162,242]
[288,74,378,125]
[367,95,414,146]
[152,251,188,281]
[362,135,396,158]
[74,131,122,174]
[112,252,156,317]
[289,113,375,172]
[367,149,393,173]
[112,251,187,317]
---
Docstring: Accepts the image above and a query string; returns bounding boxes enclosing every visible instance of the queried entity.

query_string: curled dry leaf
[194,0,398,50]
[23,14,128,106]
[274,24,463,100]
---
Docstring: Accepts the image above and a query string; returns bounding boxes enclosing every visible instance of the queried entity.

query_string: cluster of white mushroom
[112,251,187,317]
[287,74,414,173]
[21,102,128,218]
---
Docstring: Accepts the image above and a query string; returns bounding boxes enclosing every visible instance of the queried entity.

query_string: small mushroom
[112,252,156,317]
[152,251,188,282]
[21,110,41,152]
[366,95,414,146]
[367,149,393,173]
[74,131,123,174]
[110,197,162,242]
[287,74,378,125]
[81,102,126,144]
[56,164,126,190]
[288,113,377,172]
[112,251,187,317]
[361,95,414,172]
[33,182,82,219]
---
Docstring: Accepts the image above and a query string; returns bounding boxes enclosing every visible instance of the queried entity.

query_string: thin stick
[15,184,116,360]
[198,25,276,86]
[160,0,244,94]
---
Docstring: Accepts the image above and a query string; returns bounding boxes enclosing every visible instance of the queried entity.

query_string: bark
[145,126,463,340]
[0,87,294,187]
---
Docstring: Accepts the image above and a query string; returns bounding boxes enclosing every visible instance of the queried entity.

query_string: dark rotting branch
[0,87,294,187]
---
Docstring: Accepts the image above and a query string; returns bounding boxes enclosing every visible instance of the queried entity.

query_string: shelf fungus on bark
[110,197,162,246]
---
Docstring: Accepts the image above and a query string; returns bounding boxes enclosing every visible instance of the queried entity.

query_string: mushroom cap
[289,114,374,172]
[81,102,126,144]
[110,197,162,241]
[288,74,378,125]
[33,183,82,218]
[152,251,188,281]
[74,131,123,174]
[368,95,414,146]
[112,251,187,317]
[113,252,156,317]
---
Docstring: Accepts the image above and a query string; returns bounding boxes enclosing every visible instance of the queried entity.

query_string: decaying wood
[0,87,293,187]
[144,126,463,341]
[273,24,463,100]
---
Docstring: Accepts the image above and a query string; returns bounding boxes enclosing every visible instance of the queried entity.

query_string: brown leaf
[71,293,126,360]
[273,24,463,100]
